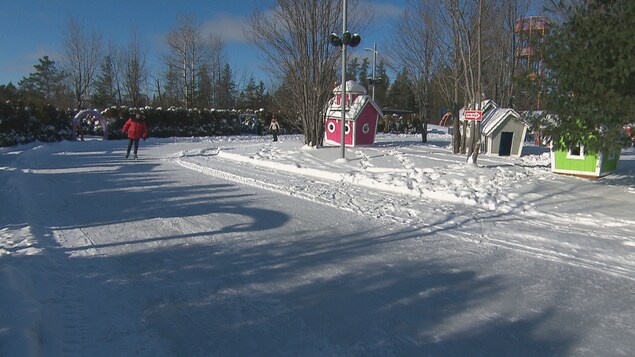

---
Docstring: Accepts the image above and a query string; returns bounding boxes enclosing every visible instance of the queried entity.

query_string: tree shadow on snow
[39,222,578,356]
[0,139,586,356]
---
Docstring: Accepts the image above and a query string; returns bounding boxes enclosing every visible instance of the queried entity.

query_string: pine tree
[387,68,416,112]
[217,63,237,109]
[92,55,118,108]
[542,0,635,152]
[0,83,18,102]
[238,76,269,110]
[373,59,391,107]
[346,57,359,81]
[18,56,68,107]
[195,64,213,108]
[358,58,370,90]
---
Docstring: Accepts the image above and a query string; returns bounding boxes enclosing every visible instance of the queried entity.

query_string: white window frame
[327,121,336,133]
[566,144,586,160]
[362,123,370,134]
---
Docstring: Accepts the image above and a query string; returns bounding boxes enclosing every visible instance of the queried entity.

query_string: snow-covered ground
[1,127,634,356]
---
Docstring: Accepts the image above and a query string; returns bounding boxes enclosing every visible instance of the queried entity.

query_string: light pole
[329,0,361,159]
[365,43,378,101]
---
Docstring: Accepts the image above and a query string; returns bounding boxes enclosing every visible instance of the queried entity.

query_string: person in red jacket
[122,112,148,159]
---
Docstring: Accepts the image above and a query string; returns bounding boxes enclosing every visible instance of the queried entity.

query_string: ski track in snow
[172,145,635,282]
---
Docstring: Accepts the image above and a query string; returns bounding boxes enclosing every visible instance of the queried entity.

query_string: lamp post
[365,43,378,101]
[329,0,361,159]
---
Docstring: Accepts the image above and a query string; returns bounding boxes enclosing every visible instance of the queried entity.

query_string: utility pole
[328,0,361,159]
[365,43,377,101]
[340,0,348,159]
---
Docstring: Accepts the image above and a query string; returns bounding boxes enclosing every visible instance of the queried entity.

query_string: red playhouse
[324,80,383,147]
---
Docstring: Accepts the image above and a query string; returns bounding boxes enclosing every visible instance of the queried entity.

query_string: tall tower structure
[514,16,549,112]
[514,16,549,145]
[515,16,548,80]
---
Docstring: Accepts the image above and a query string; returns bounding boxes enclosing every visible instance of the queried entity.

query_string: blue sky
[0,0,404,88]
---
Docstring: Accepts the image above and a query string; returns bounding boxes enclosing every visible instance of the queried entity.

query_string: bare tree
[430,0,465,154]
[391,0,438,143]
[62,19,103,109]
[165,16,209,108]
[430,0,536,157]
[106,42,125,106]
[433,0,484,162]
[247,0,345,147]
[479,0,532,108]
[122,30,148,107]
[204,34,225,108]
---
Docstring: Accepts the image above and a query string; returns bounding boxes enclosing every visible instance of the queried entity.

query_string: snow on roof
[457,99,526,134]
[332,80,367,95]
[481,108,522,136]
[458,99,498,121]
[325,93,383,121]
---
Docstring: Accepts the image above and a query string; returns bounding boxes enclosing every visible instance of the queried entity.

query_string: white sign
[465,110,483,121]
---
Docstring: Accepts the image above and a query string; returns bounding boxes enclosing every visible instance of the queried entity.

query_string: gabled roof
[326,93,383,121]
[332,80,367,95]
[458,99,498,121]
[458,99,527,134]
[481,108,522,136]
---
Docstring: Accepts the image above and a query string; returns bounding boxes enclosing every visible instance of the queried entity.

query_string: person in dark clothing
[122,113,148,159]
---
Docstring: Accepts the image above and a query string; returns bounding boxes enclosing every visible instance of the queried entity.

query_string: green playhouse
[550,142,620,178]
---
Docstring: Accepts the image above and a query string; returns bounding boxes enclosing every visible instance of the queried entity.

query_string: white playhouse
[324,80,383,147]
[460,100,528,156]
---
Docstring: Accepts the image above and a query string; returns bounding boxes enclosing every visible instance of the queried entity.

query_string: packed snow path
[1,136,634,356]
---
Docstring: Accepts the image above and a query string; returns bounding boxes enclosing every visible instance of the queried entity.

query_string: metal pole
[365,43,378,101]
[372,42,376,101]
[340,0,347,159]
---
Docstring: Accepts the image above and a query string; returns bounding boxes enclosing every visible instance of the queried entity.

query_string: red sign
[465,110,482,121]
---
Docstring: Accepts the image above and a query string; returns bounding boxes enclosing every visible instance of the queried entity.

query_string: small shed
[481,107,527,156]
[550,143,620,178]
[324,80,383,147]
[459,100,528,156]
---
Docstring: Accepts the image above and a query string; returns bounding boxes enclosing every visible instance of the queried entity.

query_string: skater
[122,112,148,159]
[269,117,280,142]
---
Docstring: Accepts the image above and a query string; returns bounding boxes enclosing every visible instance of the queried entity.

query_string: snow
[1,127,634,356]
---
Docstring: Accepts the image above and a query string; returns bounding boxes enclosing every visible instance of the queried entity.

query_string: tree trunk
[421,117,428,143]
[471,121,481,163]
[452,103,461,153]
[461,120,468,154]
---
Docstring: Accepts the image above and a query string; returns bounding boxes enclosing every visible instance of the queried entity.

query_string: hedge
[0,103,249,147]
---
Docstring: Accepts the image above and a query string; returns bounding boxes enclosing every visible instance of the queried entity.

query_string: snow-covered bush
[0,103,251,147]
[0,101,72,147]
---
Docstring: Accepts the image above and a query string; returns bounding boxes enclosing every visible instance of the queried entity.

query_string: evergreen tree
[195,64,214,108]
[387,68,416,111]
[92,55,118,108]
[163,65,182,107]
[373,59,391,107]
[346,57,360,81]
[358,58,370,91]
[238,76,268,110]
[17,56,68,107]
[0,83,18,102]
[217,63,237,109]
[542,0,635,152]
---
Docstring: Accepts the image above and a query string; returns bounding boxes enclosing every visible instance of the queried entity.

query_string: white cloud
[364,0,404,20]
[201,12,250,44]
